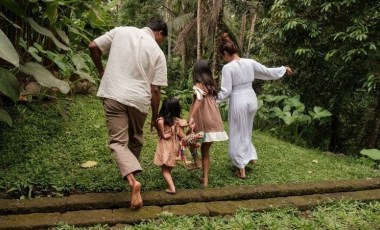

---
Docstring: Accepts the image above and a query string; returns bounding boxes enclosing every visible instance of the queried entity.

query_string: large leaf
[69,26,91,43]
[310,106,332,119]
[0,68,19,102]
[19,62,70,94]
[28,18,69,51]
[0,0,24,18]
[360,149,380,161]
[55,28,70,45]
[46,1,58,25]
[0,109,12,126]
[74,71,96,84]
[0,29,19,67]
[284,95,305,112]
[0,12,21,29]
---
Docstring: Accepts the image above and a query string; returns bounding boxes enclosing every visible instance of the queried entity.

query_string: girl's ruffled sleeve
[193,85,206,100]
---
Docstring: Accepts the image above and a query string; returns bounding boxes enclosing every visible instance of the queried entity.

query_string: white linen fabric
[95,27,167,113]
[217,58,286,168]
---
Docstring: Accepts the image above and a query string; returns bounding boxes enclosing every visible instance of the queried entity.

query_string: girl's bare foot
[187,163,202,171]
[249,160,257,165]
[130,181,143,209]
[165,188,176,194]
[199,177,208,187]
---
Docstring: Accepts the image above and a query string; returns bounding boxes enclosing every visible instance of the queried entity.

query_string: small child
[188,59,229,187]
[154,97,187,194]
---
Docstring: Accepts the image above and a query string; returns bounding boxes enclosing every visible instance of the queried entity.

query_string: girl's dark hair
[158,97,181,126]
[193,59,218,96]
[218,32,239,55]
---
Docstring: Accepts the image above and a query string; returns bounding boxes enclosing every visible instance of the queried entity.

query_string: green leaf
[284,96,305,112]
[0,29,20,67]
[46,1,58,25]
[0,12,21,29]
[69,26,91,43]
[55,28,70,45]
[0,0,24,18]
[27,46,42,62]
[74,71,96,84]
[28,18,69,51]
[311,106,332,119]
[360,149,380,161]
[0,109,12,126]
[19,62,70,94]
[0,67,20,102]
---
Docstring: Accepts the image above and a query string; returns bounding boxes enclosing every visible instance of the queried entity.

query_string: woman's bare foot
[249,160,257,165]
[235,168,246,179]
[130,181,143,209]
[165,188,176,194]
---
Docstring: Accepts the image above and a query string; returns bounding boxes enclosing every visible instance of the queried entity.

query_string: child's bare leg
[190,146,202,169]
[125,173,142,209]
[161,165,176,194]
[200,142,212,187]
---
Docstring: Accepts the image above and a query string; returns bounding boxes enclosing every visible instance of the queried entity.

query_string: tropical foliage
[0,0,378,155]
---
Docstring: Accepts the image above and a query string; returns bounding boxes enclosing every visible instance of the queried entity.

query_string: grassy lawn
[0,94,379,198]
[55,200,380,229]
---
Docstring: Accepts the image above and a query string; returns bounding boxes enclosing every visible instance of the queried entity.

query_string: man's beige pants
[103,98,147,178]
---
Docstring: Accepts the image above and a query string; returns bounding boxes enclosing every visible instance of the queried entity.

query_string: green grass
[0,94,379,198]
[53,200,380,229]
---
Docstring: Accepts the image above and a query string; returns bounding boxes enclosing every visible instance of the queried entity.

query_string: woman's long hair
[193,59,218,96]
[158,97,181,126]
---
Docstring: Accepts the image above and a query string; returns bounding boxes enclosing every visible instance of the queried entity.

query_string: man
[88,17,168,209]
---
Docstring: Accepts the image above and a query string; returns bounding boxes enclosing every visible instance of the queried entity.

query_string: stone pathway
[1,178,380,229]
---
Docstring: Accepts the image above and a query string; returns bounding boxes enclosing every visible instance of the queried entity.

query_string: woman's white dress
[217,58,286,169]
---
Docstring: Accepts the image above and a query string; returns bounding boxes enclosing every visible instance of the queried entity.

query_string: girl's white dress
[217,58,286,169]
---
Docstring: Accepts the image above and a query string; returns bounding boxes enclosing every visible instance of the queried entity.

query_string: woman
[217,33,293,179]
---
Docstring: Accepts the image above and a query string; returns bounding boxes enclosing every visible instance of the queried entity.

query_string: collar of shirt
[142,27,155,39]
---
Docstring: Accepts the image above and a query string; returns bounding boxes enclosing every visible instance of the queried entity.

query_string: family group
[88,17,293,209]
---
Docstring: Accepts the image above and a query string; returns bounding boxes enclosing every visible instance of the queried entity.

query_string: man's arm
[150,84,161,130]
[88,41,104,78]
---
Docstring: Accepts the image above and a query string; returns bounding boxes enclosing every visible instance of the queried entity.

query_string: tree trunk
[365,87,380,148]
[238,11,247,53]
[245,11,257,57]
[329,105,343,153]
[212,0,224,84]
[196,0,201,60]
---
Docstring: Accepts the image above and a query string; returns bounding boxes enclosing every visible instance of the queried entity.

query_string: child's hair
[193,59,218,96]
[158,97,181,126]
[218,32,239,56]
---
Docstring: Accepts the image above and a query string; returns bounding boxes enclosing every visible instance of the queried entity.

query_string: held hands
[188,118,195,132]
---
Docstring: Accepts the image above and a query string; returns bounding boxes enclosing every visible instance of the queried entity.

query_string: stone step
[1,178,379,215]
[1,189,380,230]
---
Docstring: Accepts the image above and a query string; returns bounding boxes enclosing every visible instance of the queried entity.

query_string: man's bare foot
[130,181,143,209]
[165,188,176,194]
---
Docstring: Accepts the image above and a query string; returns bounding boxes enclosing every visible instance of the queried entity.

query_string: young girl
[188,59,229,187]
[154,97,187,194]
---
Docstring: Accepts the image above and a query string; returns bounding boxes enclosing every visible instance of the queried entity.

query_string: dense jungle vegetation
[0,0,379,156]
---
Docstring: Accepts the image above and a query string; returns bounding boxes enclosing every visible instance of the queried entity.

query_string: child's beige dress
[191,83,229,142]
[154,117,187,167]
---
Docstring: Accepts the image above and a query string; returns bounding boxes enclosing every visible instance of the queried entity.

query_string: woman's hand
[285,66,293,76]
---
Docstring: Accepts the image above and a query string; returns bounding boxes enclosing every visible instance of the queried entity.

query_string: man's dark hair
[146,17,168,36]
